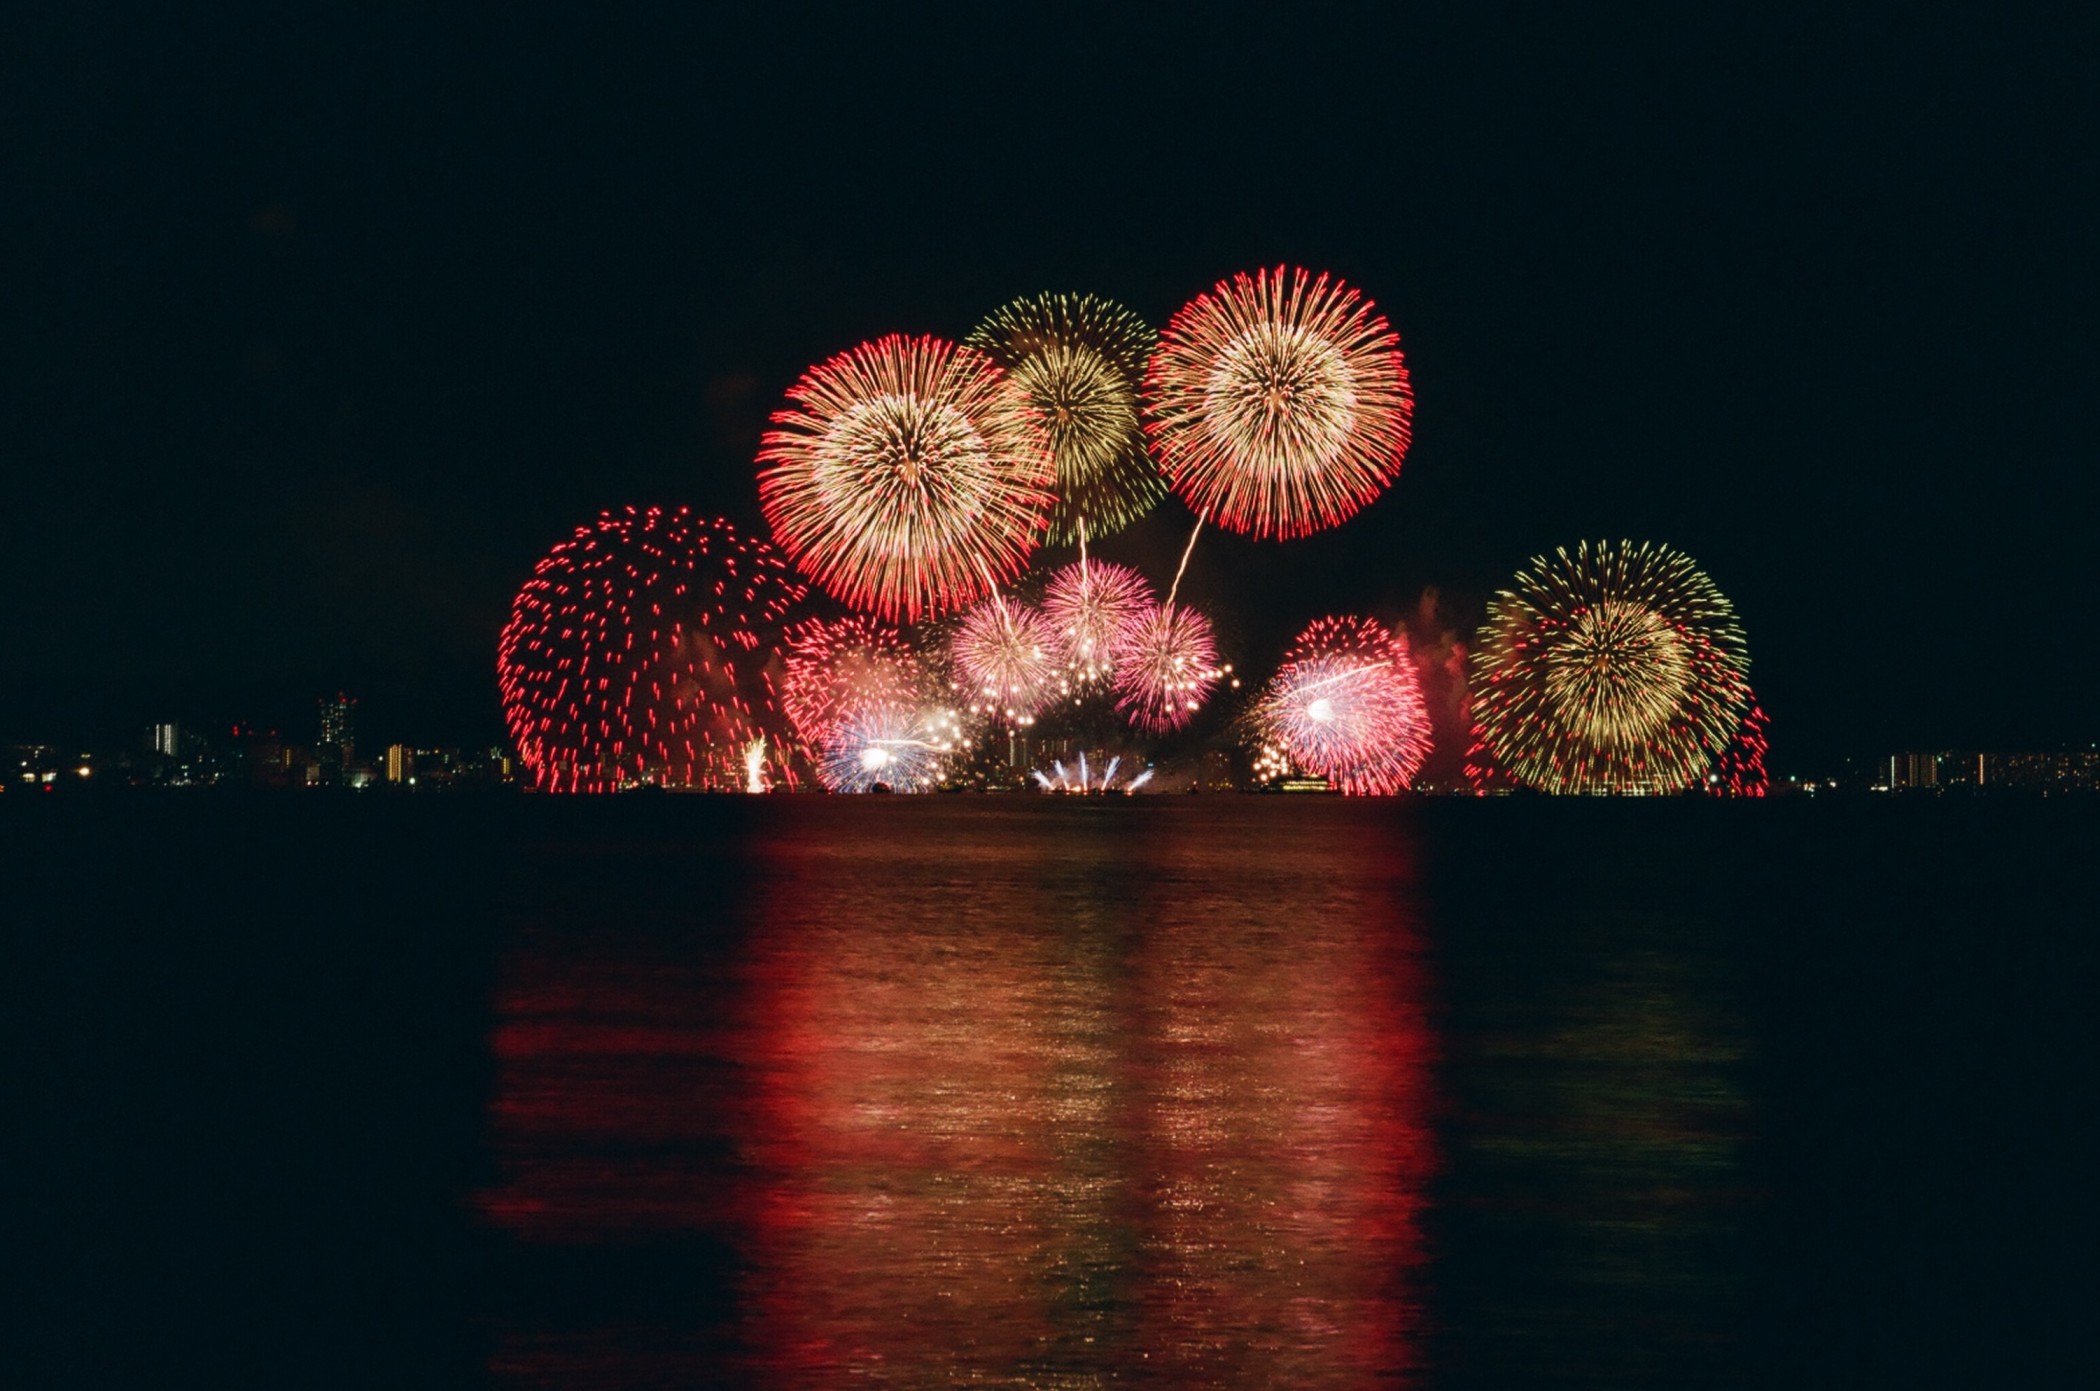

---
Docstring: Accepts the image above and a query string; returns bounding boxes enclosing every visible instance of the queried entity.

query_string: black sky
[4,4,2093,768]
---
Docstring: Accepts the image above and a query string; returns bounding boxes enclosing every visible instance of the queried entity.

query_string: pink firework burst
[952,597,1062,725]
[1143,266,1413,540]
[1111,601,1224,734]
[1039,560,1154,686]
[757,334,1056,623]
[781,615,926,746]
[496,508,808,793]
[1258,616,1432,795]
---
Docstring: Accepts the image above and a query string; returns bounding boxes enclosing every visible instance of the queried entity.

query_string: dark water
[11,796,2097,1388]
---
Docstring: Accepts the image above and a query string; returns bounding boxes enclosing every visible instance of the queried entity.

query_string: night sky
[6,5,2092,769]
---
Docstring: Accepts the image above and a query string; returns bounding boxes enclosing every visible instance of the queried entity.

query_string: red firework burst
[1257,616,1432,795]
[496,508,808,793]
[757,334,1056,622]
[951,596,1061,725]
[1111,601,1224,734]
[781,615,925,747]
[1143,266,1413,540]
[1039,559,1154,685]
[1703,698,1770,797]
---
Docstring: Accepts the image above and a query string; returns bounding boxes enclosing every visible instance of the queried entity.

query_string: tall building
[150,722,180,757]
[386,744,414,784]
[318,693,357,770]
[1887,752,1937,789]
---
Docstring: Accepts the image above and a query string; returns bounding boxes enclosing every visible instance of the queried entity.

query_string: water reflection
[481,802,1436,1387]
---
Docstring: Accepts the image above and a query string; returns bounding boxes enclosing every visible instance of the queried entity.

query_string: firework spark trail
[497,508,807,792]
[1144,266,1413,541]
[758,334,1055,622]
[1256,616,1432,795]
[1164,514,1205,610]
[966,293,1162,544]
[1469,540,1751,794]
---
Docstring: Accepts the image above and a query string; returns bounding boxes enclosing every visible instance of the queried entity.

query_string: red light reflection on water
[479,804,1436,1387]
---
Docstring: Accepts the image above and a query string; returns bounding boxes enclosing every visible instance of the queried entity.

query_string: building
[150,722,180,757]
[386,744,414,784]
[1887,752,1937,789]
[318,693,357,772]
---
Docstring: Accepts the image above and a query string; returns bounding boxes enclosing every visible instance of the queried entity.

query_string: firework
[1703,697,1770,797]
[1033,751,1154,794]
[757,334,1056,622]
[497,508,807,793]
[1039,559,1154,687]
[1468,541,1751,794]
[952,596,1061,725]
[818,703,966,793]
[1111,601,1227,734]
[1143,266,1413,540]
[1257,616,1432,795]
[965,293,1162,542]
[782,615,924,746]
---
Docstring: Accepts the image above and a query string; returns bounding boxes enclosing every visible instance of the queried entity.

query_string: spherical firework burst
[965,293,1162,542]
[818,703,966,793]
[497,508,808,793]
[1257,616,1432,795]
[952,596,1061,725]
[1469,540,1751,795]
[1039,559,1154,687]
[1143,266,1413,540]
[781,615,924,746]
[757,334,1055,623]
[1111,601,1226,734]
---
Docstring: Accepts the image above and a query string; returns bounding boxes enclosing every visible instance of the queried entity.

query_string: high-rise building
[150,722,180,757]
[318,694,357,770]
[386,744,414,784]
[1887,752,1937,789]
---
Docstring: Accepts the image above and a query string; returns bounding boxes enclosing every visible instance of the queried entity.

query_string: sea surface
[11,794,2096,1388]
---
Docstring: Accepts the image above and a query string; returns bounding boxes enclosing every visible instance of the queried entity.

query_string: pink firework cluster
[1256,617,1432,794]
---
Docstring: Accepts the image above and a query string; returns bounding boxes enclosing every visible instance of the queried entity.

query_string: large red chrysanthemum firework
[757,334,1056,623]
[1257,616,1432,795]
[497,508,808,793]
[1143,266,1413,540]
